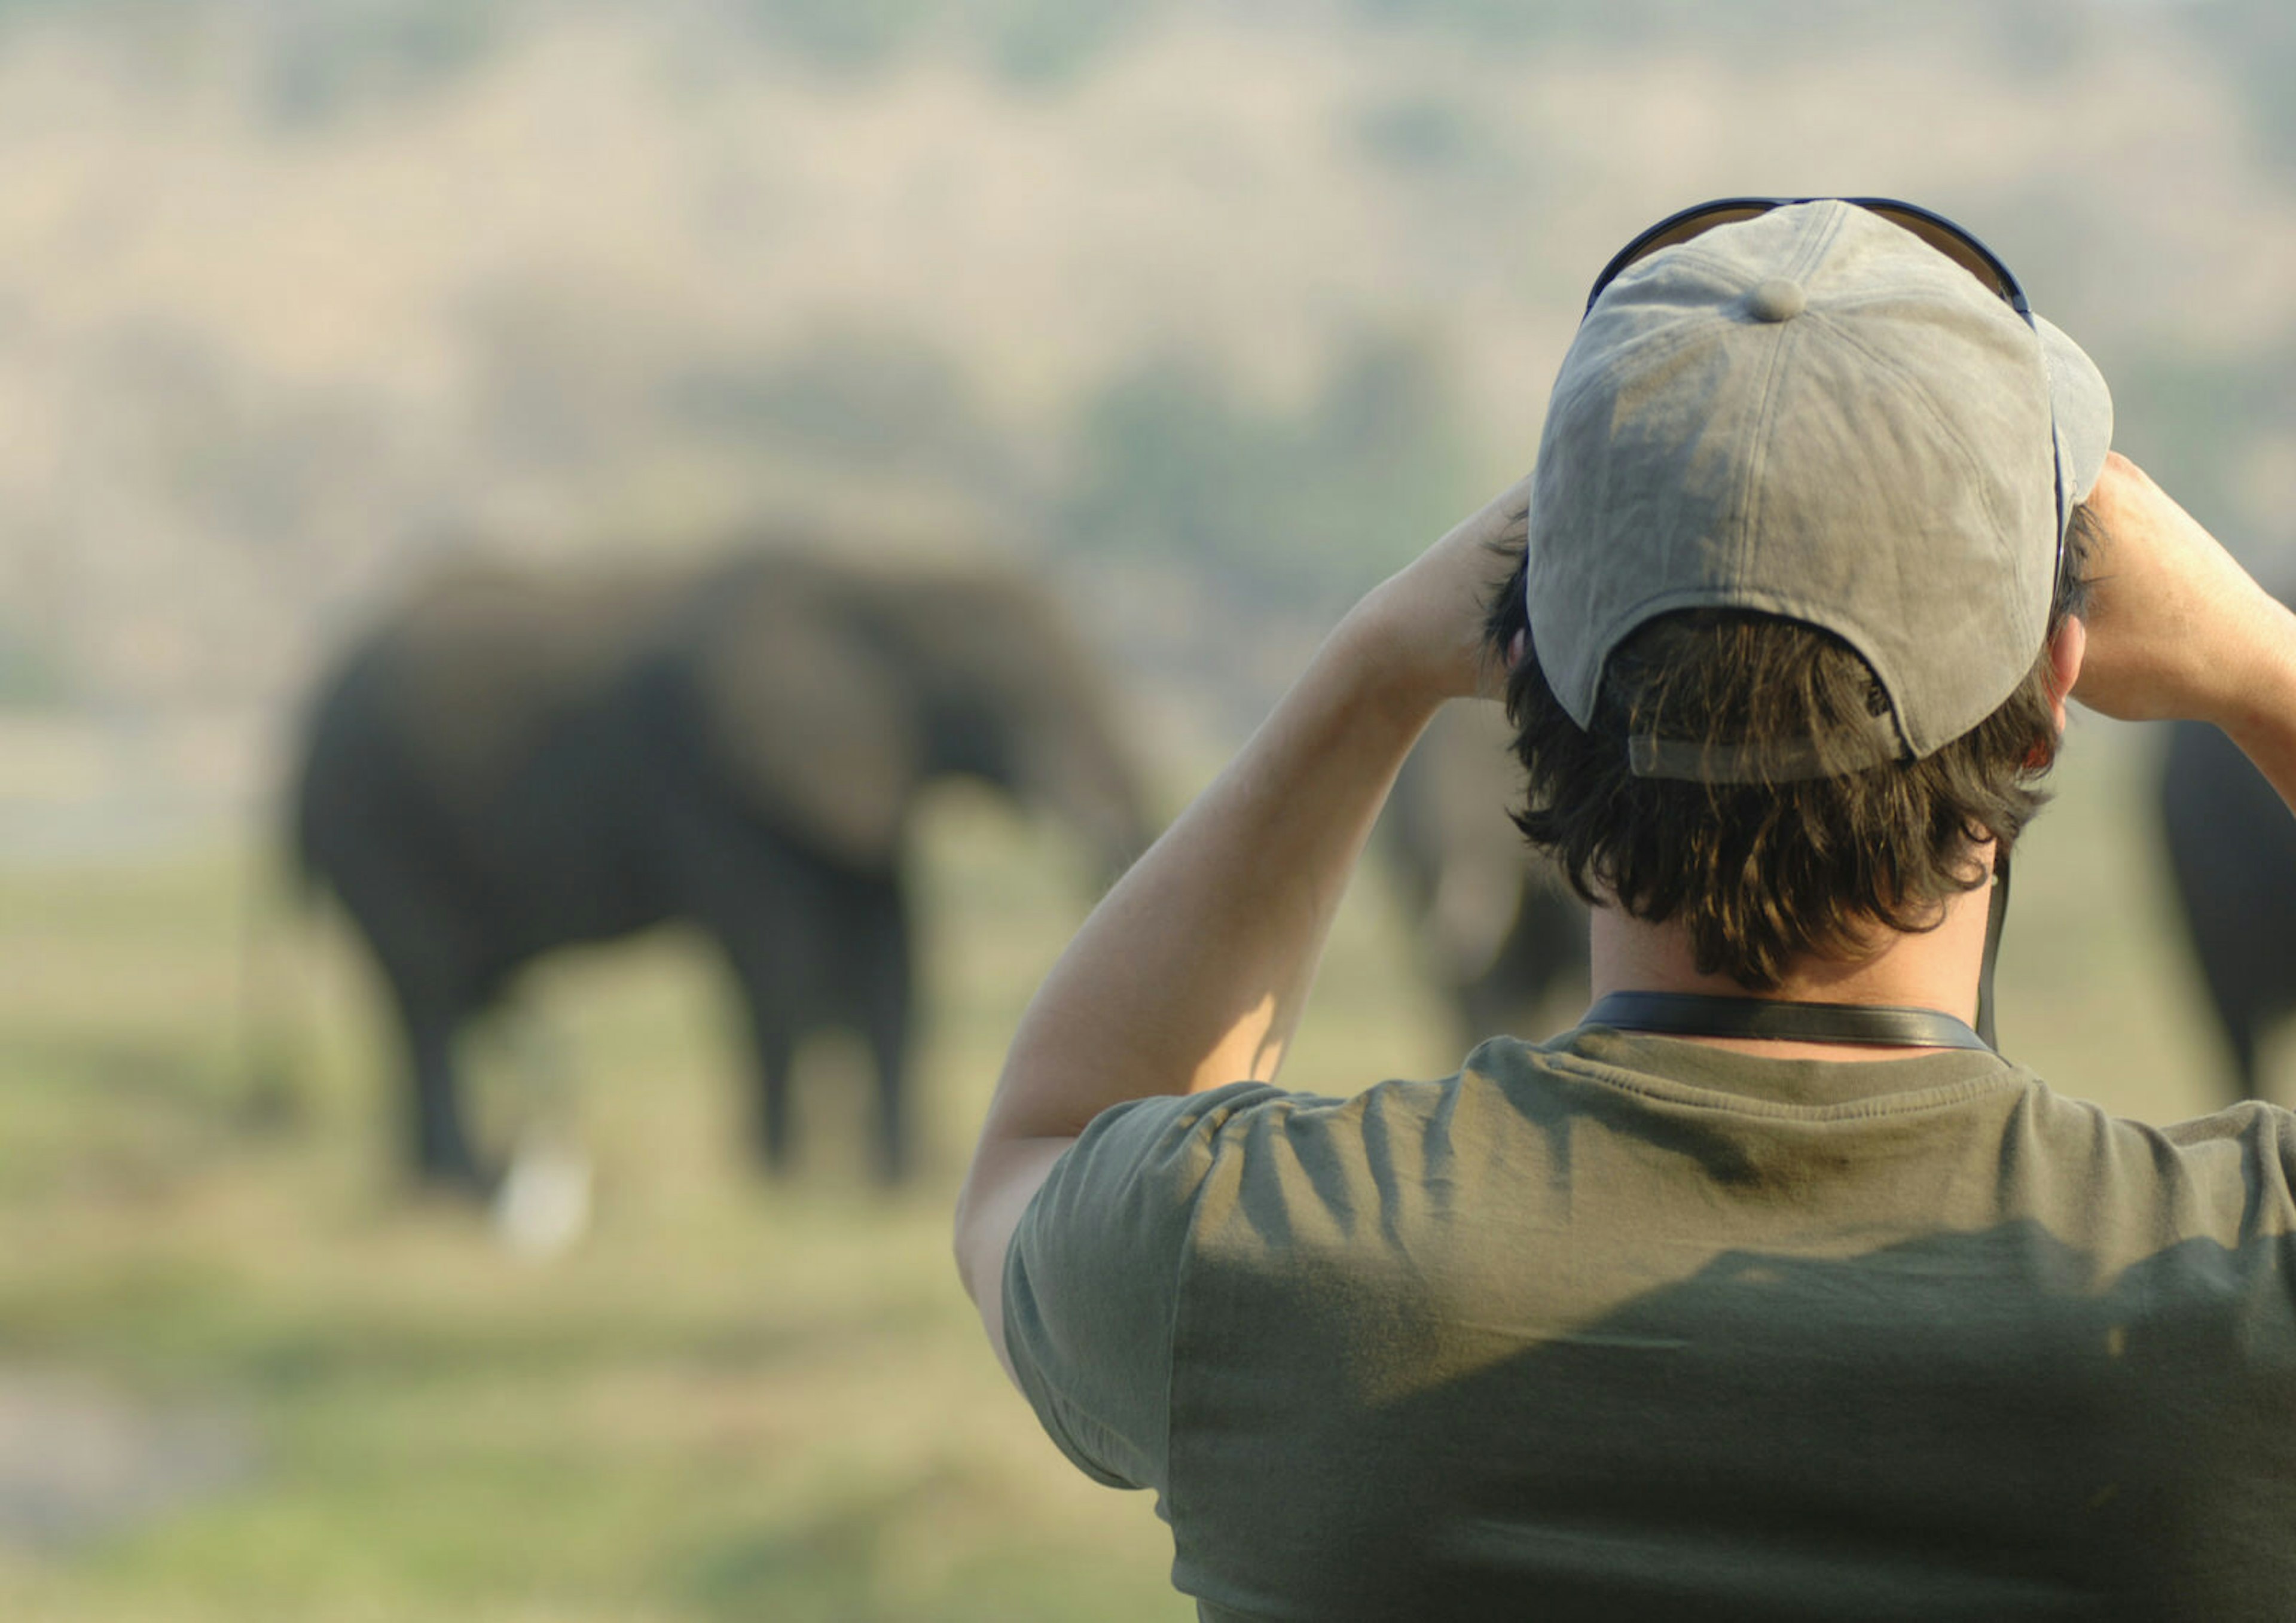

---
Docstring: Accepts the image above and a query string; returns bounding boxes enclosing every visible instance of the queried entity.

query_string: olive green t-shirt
[1003,1027,2296,1621]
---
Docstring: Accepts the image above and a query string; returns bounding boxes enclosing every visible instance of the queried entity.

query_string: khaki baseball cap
[1525,199,2113,781]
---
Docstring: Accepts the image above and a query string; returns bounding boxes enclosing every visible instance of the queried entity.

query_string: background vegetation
[0,728,2242,1622]
[0,0,2289,1615]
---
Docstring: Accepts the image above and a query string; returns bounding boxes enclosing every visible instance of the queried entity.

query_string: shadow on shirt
[1172,1219,2296,1623]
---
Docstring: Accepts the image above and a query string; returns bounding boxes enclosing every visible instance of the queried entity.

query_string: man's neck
[1586,871,1994,1061]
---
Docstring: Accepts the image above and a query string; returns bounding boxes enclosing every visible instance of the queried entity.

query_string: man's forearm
[2211,597,2296,817]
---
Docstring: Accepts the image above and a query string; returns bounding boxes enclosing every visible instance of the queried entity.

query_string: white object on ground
[491,1134,594,1259]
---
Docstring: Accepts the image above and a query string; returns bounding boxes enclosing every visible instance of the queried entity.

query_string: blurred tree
[1341,0,1892,51]
[1338,0,2115,71]
[731,0,934,71]
[729,0,1163,81]
[1,0,1170,106]
[0,620,65,709]
[2111,341,2296,562]
[1061,335,1476,611]
[662,330,1025,510]
[2175,0,2296,173]
[668,334,977,465]
[1354,96,1482,172]
[985,0,1153,85]
[262,0,510,126]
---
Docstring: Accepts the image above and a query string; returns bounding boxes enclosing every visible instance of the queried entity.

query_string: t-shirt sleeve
[1002,1081,1284,1491]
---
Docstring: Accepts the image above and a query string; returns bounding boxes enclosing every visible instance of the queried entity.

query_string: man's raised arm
[952,475,1531,1378]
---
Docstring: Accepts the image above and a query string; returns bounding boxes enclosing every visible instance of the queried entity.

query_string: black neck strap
[1583,991,1992,1051]
[1975,847,2008,1050]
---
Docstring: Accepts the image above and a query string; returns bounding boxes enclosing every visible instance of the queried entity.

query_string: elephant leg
[2227,1014,2262,1107]
[398,995,490,1192]
[319,835,499,1194]
[2191,942,2267,1105]
[755,1011,799,1175]
[854,880,914,1186]
[722,942,800,1174]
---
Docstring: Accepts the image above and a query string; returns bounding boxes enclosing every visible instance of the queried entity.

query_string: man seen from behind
[955,199,2296,1619]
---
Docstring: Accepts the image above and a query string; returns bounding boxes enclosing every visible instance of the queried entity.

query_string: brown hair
[1482,507,2099,989]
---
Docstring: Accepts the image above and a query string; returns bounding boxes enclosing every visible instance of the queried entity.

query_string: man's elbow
[951,1177,988,1307]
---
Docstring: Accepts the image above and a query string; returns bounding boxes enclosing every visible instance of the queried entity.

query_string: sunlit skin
[955,452,2296,1378]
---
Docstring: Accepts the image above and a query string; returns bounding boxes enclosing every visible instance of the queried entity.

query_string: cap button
[1746,279,1806,322]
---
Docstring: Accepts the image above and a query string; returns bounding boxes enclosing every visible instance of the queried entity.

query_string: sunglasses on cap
[1584,196,2032,322]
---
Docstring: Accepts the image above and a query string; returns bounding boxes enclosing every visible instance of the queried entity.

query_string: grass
[0,792,1222,1622]
[0,718,2246,1620]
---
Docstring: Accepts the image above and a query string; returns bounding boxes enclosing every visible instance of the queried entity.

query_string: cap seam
[1566,229,1831,430]
[1606,238,1764,306]
[1730,318,1796,586]
[1808,311,2050,750]
[1540,309,1711,427]
[1730,206,1845,590]
[1802,304,2036,596]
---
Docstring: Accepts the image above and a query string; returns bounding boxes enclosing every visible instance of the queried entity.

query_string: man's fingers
[1441,471,1537,553]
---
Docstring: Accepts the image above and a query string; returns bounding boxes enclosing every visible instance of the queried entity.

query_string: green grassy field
[0,715,2257,1621]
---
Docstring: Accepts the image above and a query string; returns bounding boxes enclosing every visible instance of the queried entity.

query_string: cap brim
[2038,314,2112,514]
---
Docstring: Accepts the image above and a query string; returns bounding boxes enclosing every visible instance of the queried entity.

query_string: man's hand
[2072,451,2296,813]
[1344,471,1534,710]
[2072,453,2295,728]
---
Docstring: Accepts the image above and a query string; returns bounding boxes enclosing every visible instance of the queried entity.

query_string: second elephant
[1382,703,1589,1044]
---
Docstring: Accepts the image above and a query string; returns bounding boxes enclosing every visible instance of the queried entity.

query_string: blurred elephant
[293,548,1153,1191]
[1381,704,1589,1044]
[2159,713,2296,1103]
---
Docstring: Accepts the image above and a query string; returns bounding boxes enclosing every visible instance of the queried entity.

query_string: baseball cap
[1525,199,2114,782]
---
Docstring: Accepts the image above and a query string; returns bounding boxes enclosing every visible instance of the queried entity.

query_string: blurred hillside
[1,0,2294,842]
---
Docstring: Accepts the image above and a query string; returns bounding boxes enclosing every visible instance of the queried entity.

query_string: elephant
[2158,712,2296,1103]
[292,547,1154,1191]
[1379,703,1589,1045]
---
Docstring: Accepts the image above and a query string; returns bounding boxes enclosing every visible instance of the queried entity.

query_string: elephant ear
[690,585,923,870]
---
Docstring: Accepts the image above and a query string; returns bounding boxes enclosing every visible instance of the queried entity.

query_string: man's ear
[2047,615,2087,734]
